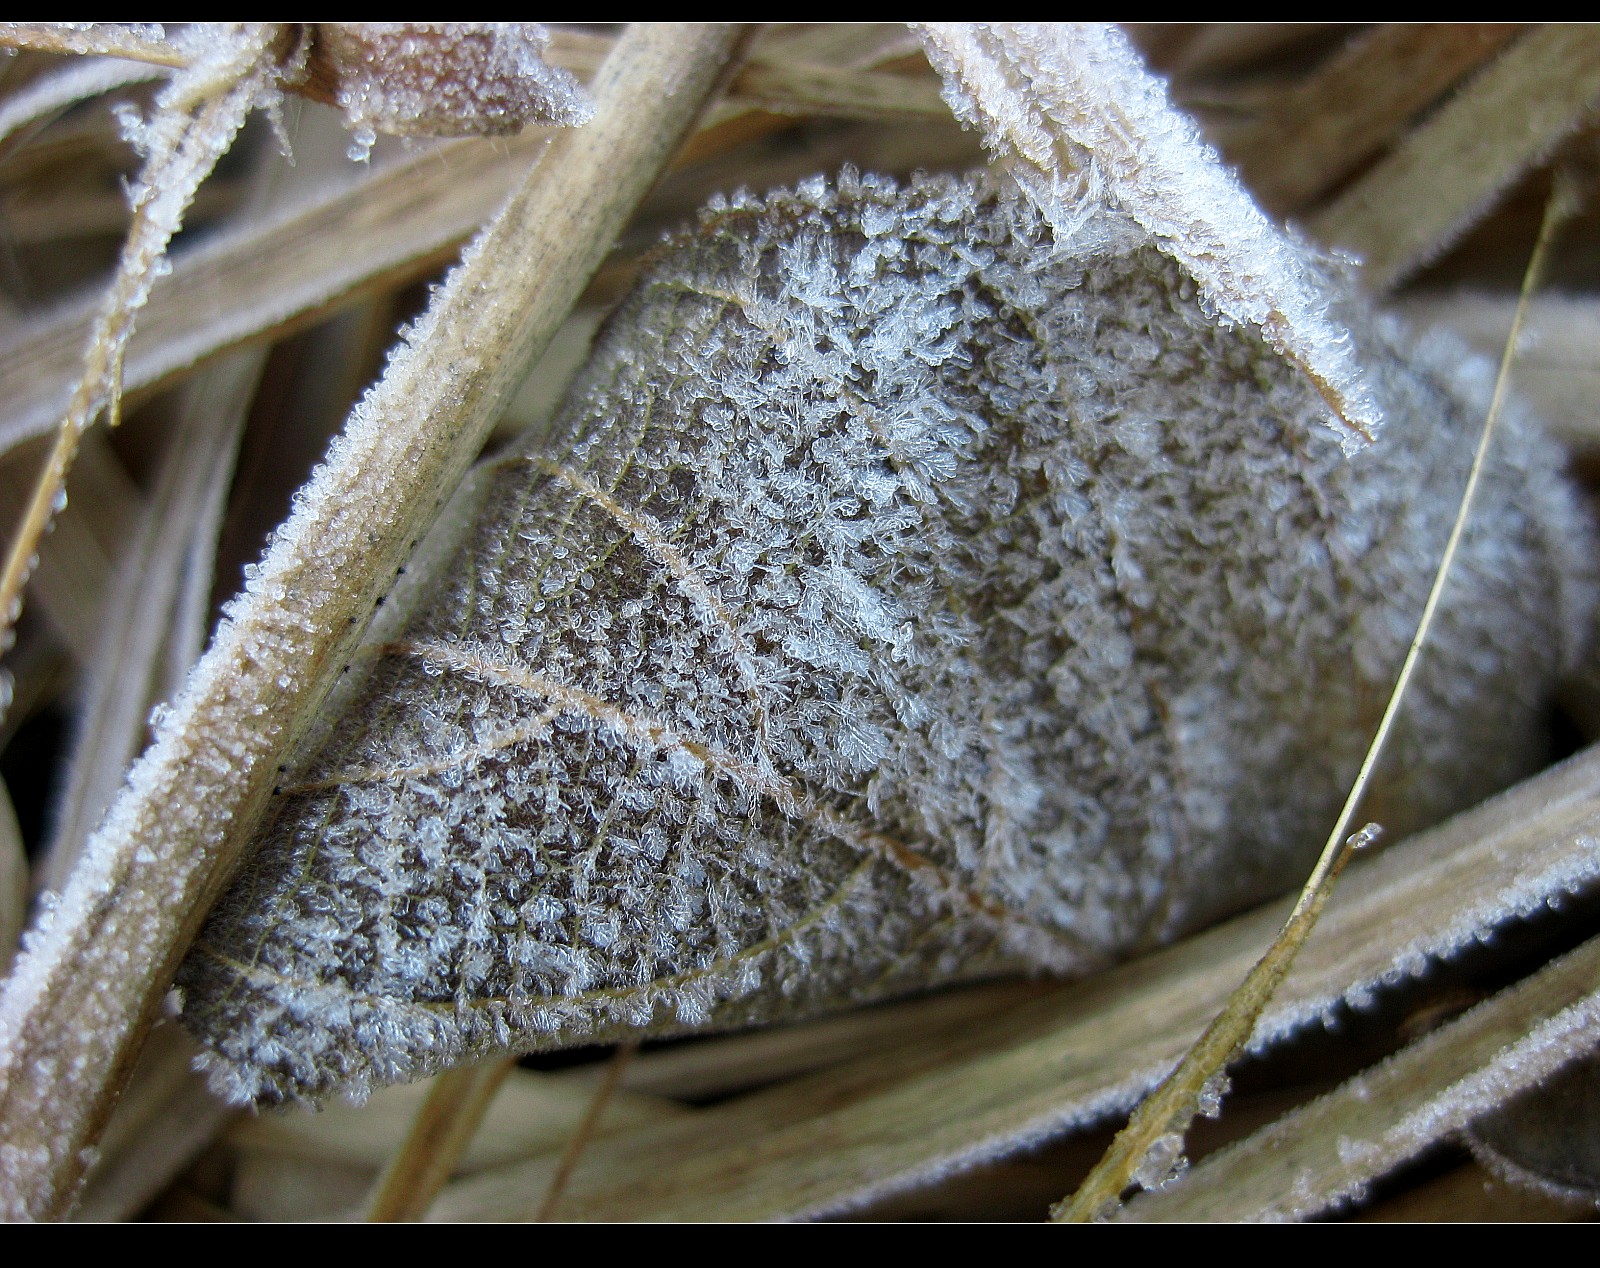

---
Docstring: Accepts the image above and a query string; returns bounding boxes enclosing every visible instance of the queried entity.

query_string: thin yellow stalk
[1116,932,1600,1221]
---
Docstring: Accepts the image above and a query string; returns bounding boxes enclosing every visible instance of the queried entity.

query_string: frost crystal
[1133,1131,1189,1192]
[179,171,1592,1105]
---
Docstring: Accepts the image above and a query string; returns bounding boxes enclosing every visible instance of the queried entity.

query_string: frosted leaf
[307,23,593,140]
[180,172,1591,1106]
[917,22,1381,451]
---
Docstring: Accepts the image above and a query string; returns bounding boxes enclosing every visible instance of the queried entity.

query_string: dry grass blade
[612,980,1052,1101]
[0,23,185,69]
[751,22,921,69]
[363,1057,515,1222]
[35,348,260,894]
[1117,933,1600,1221]
[0,625,70,753]
[730,63,946,121]
[0,31,921,463]
[0,777,22,972]
[0,23,745,1220]
[1167,23,1349,81]
[1350,1159,1596,1223]
[33,105,355,894]
[1221,24,1522,216]
[534,1042,637,1223]
[0,133,527,458]
[231,1065,683,1173]
[25,436,137,666]
[1311,25,1600,291]
[0,57,168,153]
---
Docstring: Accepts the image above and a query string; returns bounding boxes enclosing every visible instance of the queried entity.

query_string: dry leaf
[178,167,1592,1104]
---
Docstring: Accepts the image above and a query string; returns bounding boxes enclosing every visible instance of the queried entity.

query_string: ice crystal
[1132,1131,1189,1192]
[179,171,1592,1106]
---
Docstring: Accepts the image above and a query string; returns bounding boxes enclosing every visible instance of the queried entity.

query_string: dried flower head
[177,169,1592,1106]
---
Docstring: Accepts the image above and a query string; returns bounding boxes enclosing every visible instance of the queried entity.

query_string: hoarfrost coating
[180,171,1591,1105]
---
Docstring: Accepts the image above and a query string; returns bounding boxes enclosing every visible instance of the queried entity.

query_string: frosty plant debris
[180,169,1592,1104]
[1,22,1596,1222]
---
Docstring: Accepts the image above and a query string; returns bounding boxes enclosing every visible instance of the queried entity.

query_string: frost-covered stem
[0,22,743,1221]
[0,59,170,151]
